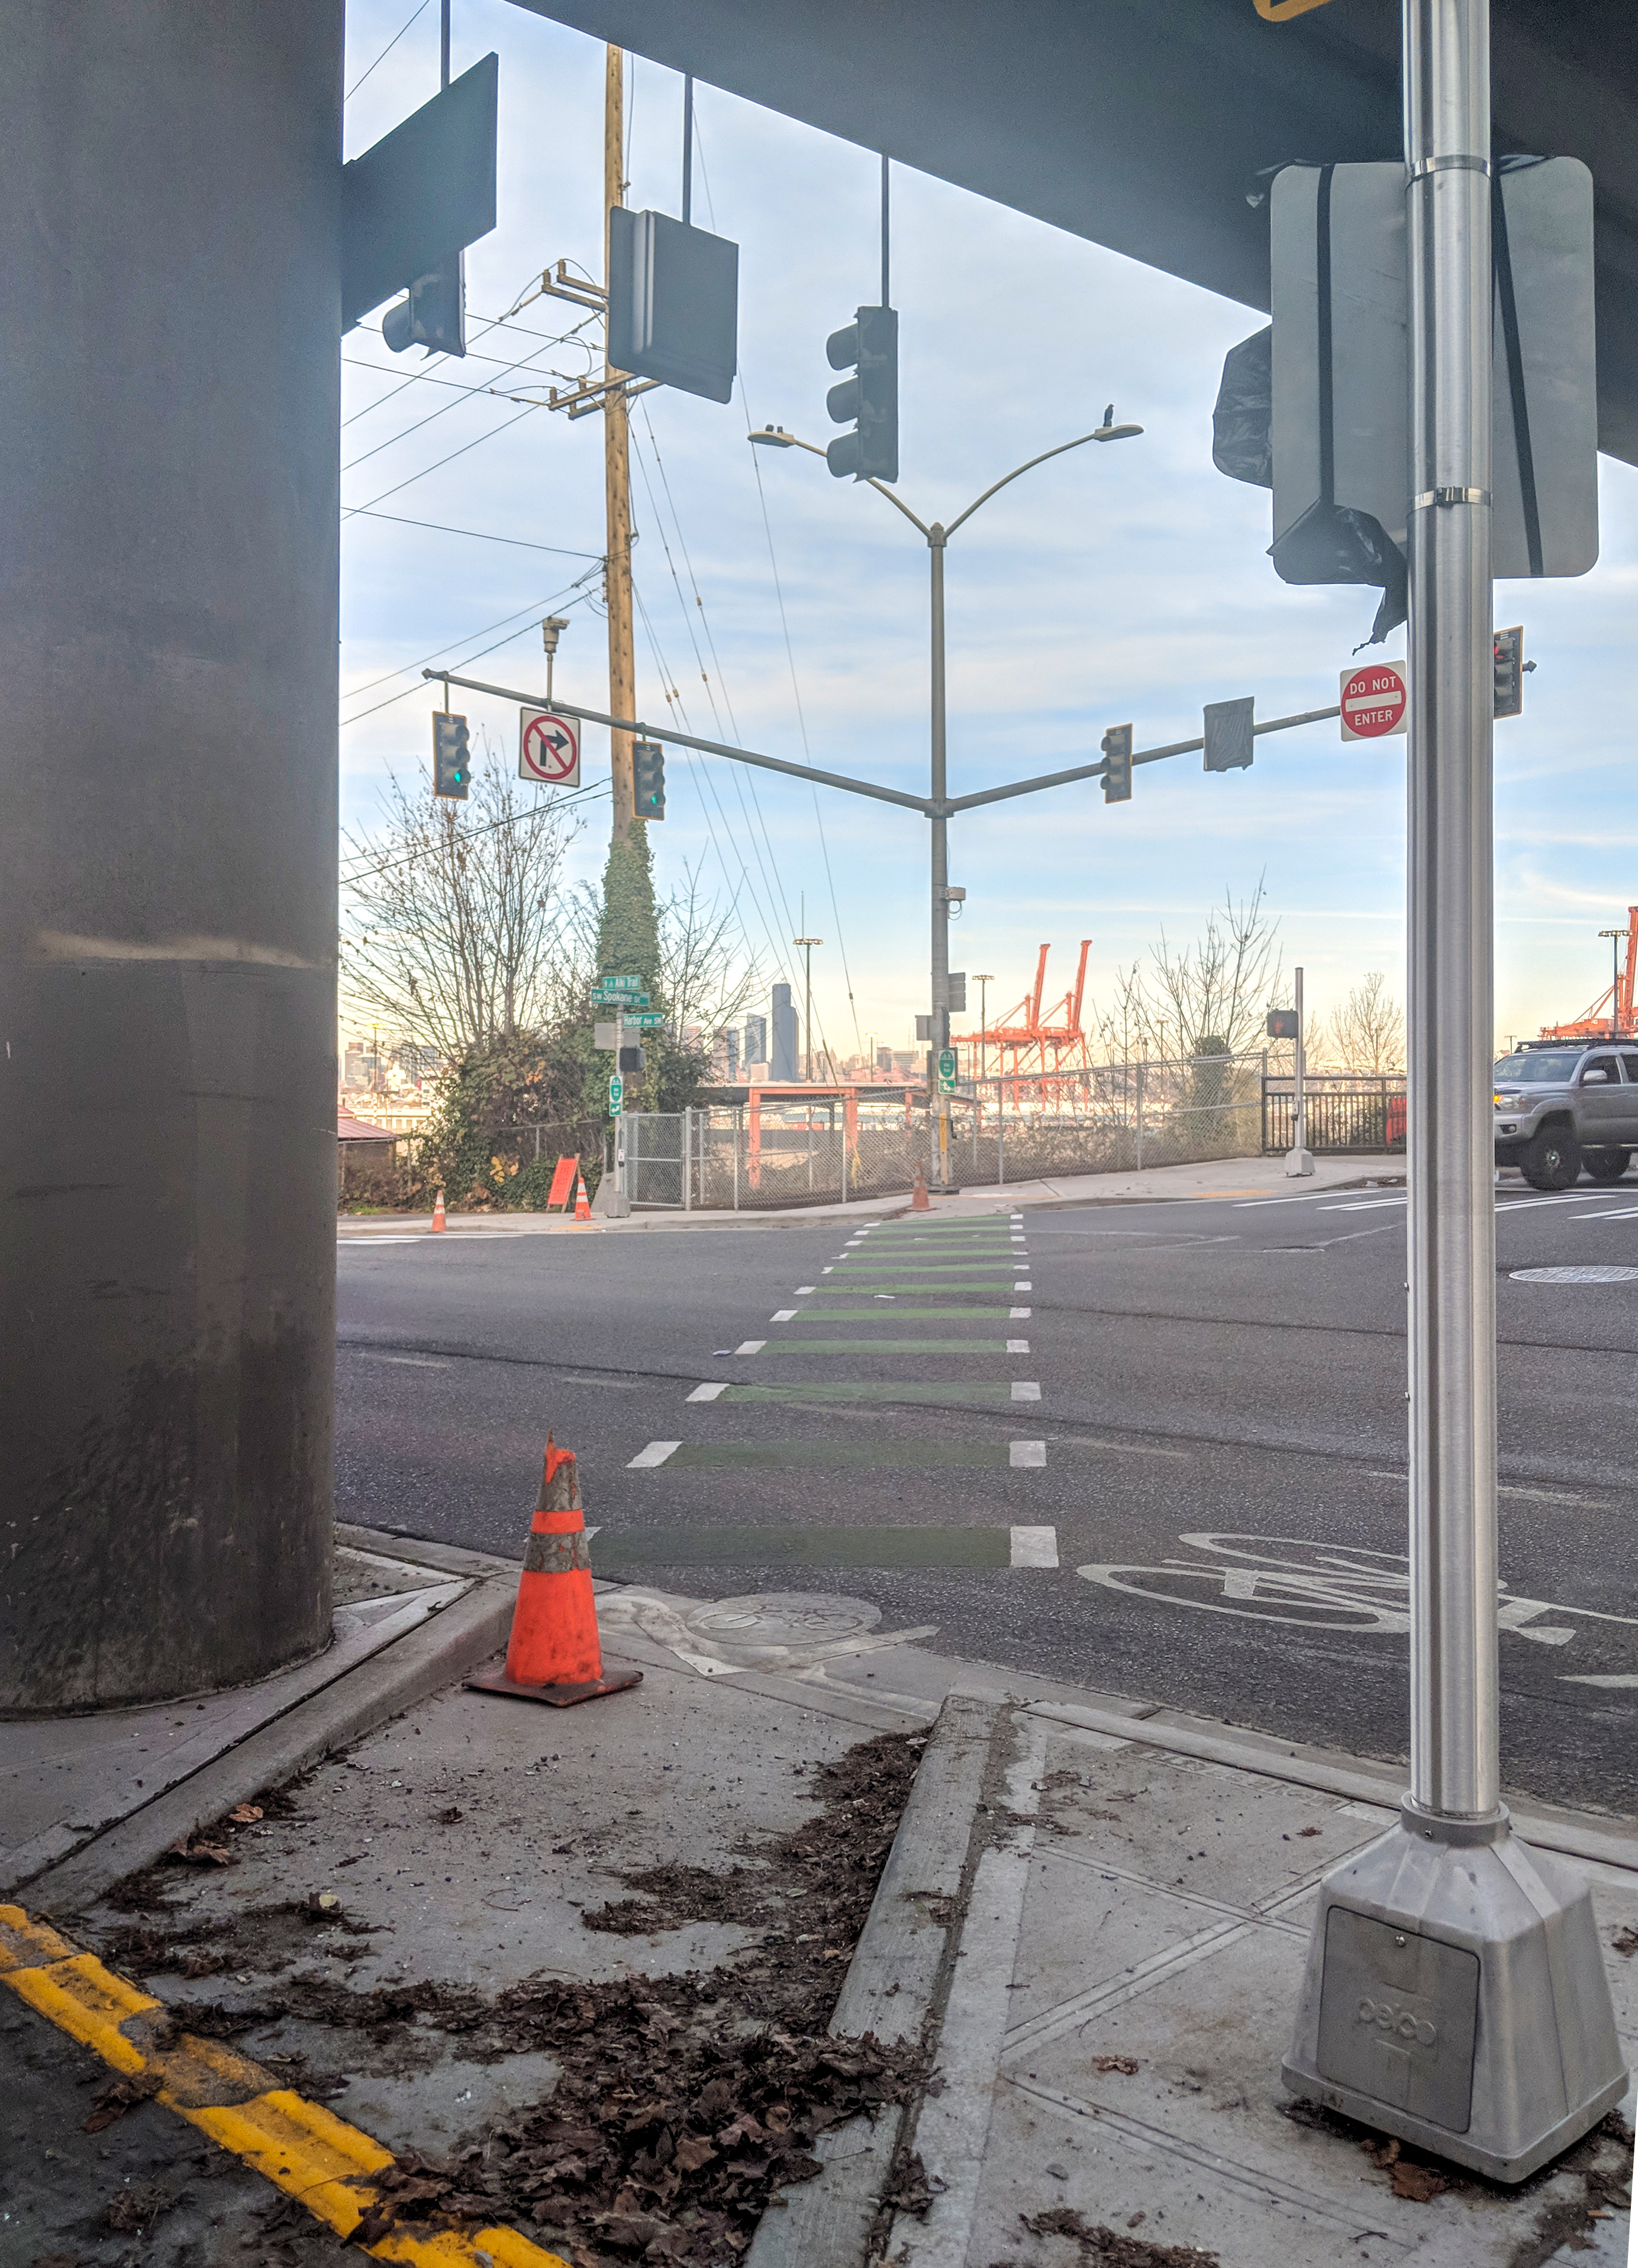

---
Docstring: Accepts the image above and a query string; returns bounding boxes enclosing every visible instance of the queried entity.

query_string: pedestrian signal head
[1493,625,1525,719]
[1101,722,1133,804]
[633,740,666,820]
[433,710,470,799]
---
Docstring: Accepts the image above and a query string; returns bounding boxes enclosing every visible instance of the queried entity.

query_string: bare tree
[659,861,764,1039]
[1141,879,1284,1060]
[340,749,583,1061]
[1331,971,1406,1073]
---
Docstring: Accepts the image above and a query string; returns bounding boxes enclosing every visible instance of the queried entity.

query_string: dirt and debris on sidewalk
[15,1643,930,2267]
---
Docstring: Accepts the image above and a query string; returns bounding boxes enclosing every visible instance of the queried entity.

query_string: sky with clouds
[340,0,1638,1064]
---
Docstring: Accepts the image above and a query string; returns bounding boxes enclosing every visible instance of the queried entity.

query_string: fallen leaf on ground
[1388,2161,1447,2202]
[105,2180,177,2233]
[84,2071,162,2132]
[1020,2205,1220,2264]
[228,1804,264,1825]
[167,1835,233,1867]
[1093,2056,1139,2075]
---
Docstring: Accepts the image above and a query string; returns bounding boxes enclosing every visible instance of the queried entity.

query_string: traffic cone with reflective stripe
[466,1436,642,1708]
[431,1188,447,1233]
[573,1173,592,1223]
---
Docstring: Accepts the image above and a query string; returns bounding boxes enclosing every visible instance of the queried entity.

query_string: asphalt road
[336,1180,1638,1815]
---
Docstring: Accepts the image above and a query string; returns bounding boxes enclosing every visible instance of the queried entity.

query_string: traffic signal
[1266,1009,1300,1039]
[633,740,666,820]
[1102,722,1133,804]
[826,306,898,482]
[1493,624,1525,718]
[383,256,466,357]
[433,710,470,798]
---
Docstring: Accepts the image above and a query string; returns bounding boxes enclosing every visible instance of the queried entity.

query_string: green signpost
[937,1047,957,1095]
[608,1073,624,1115]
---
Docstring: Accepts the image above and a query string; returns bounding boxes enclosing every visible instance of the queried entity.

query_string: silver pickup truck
[1493,1040,1638,1189]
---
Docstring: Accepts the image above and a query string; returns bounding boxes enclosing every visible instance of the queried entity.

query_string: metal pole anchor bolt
[1282,0,1626,2180]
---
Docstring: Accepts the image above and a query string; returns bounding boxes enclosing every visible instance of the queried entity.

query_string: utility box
[608,208,738,404]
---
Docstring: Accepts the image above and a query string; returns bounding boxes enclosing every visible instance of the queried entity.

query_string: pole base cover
[466,1667,643,1708]
[1282,1810,1628,2183]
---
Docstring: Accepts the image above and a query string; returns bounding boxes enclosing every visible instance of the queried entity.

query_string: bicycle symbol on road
[1076,1533,1638,1685]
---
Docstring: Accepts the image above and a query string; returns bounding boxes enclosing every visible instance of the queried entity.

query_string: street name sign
[1340,660,1407,741]
[518,708,581,786]
[629,1011,665,1029]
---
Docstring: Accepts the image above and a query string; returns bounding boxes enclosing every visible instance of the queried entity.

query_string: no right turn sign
[1340,660,1408,740]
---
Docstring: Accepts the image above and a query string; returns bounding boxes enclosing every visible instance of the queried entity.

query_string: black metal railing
[1262,1077,1405,1154]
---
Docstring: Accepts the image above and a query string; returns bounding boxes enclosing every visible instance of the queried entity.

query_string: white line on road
[342,1350,451,1366]
[1007,1338,1030,1354]
[688,1382,729,1402]
[1011,1381,1042,1401]
[770,1309,797,1321]
[1010,1525,1059,1568]
[1575,1206,1638,1222]
[628,1441,681,1468]
[1559,1673,1638,1688]
[1010,1440,1046,1467]
[736,1340,767,1354]
[1014,1279,1032,1291]
[796,1286,815,1295]
[1010,1306,1032,1318]
[1318,1196,1408,1212]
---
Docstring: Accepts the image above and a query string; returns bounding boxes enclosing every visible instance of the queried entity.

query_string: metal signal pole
[794,933,823,1081]
[1284,0,1625,2177]
[603,45,636,841]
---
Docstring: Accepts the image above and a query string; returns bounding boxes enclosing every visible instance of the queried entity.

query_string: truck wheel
[1583,1147,1631,1183]
[1521,1125,1582,1191]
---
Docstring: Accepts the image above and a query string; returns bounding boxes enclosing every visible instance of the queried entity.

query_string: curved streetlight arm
[943,430,1101,538]
[747,429,932,536]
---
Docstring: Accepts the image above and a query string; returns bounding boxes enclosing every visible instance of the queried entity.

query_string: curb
[746,1692,1004,2268]
[24,1576,517,1917]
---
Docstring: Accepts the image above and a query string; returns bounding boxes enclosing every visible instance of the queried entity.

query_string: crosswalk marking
[688,1382,729,1402]
[770,1308,797,1320]
[1011,1440,1046,1467]
[589,1523,1060,1572]
[1011,1306,1032,1318]
[1011,1381,1042,1401]
[741,1338,1024,1354]
[1010,1525,1059,1568]
[627,1440,681,1467]
[1015,1279,1033,1291]
[736,1339,768,1354]
[1007,1338,1031,1354]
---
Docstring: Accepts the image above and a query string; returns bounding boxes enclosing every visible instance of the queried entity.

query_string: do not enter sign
[1340,661,1408,741]
[519,708,581,786]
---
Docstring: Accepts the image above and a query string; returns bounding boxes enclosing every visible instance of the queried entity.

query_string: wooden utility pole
[602,45,636,843]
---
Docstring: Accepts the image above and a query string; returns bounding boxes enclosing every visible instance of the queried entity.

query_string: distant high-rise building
[772,983,799,1081]
[744,1014,767,1067]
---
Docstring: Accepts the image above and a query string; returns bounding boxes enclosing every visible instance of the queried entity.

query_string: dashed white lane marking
[343,1350,451,1367]
[770,1309,797,1321]
[1011,1306,1032,1318]
[1010,1440,1047,1468]
[1010,1525,1059,1568]
[628,1441,681,1467]
[1575,1207,1638,1222]
[1011,1382,1042,1402]
[1014,1280,1033,1291]
[1318,1196,1408,1212]
[688,1382,729,1402]
[796,1286,815,1295]
[1007,1338,1031,1354]
[736,1339,767,1354]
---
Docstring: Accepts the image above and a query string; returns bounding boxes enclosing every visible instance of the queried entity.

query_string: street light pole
[750,413,1142,1192]
[1598,927,1623,1037]
[794,933,823,1081]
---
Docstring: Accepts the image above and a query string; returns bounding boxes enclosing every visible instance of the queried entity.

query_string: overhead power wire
[692,114,863,1064]
[341,399,542,518]
[341,576,600,729]
[345,0,431,104]
[343,508,599,560]
[340,777,611,886]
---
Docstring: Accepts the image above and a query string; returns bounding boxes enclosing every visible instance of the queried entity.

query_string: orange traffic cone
[573,1173,592,1224]
[466,1437,643,1708]
[911,1164,931,1212]
[431,1188,447,1233]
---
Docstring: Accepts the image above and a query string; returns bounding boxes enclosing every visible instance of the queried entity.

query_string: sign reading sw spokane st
[1340,660,1407,741]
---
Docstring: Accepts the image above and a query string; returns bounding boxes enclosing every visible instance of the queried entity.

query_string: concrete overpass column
[0,4,343,1709]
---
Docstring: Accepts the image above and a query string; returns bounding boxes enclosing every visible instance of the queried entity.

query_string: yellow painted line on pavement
[0,1905,568,2267]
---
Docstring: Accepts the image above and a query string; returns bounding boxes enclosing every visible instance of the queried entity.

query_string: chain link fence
[612,1054,1269,1211]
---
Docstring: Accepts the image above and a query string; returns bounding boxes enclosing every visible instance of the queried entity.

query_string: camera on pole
[432,711,470,799]
[633,740,666,820]
[1101,722,1133,804]
[825,307,898,482]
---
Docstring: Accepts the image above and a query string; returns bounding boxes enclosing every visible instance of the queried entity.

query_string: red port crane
[1538,906,1638,1041]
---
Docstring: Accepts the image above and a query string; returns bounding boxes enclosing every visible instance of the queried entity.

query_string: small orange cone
[466,1437,642,1708]
[573,1173,592,1224]
[431,1188,447,1233]
[911,1164,931,1212]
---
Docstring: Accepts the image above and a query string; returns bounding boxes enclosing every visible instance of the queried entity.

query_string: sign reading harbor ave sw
[1340,660,1407,741]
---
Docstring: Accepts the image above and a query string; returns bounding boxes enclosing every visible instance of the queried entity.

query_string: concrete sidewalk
[337,1152,1400,1238]
[4,1530,1629,2266]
